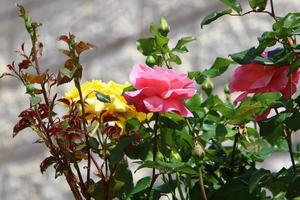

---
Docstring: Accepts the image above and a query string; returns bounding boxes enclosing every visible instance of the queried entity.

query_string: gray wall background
[0,0,299,199]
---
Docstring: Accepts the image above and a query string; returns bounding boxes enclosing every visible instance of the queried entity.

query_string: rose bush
[124,64,196,117]
[3,2,300,200]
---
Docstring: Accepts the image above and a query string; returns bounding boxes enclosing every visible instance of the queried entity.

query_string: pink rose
[124,64,196,117]
[229,64,300,104]
[229,57,300,121]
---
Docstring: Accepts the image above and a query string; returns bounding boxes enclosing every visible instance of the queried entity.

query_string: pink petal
[229,64,276,92]
[143,96,164,112]
[233,92,248,105]
[161,88,197,99]
[162,99,193,117]
[255,109,271,122]
[130,65,170,92]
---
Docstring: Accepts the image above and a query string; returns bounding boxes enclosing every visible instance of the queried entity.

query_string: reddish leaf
[58,49,72,57]
[13,118,30,137]
[40,156,56,174]
[57,98,70,106]
[16,4,26,16]
[76,41,95,54]
[33,88,43,94]
[25,73,46,84]
[64,59,75,69]
[18,59,31,70]
[57,35,70,44]
[57,71,72,86]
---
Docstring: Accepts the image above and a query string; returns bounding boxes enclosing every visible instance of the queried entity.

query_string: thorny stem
[35,108,84,199]
[75,78,92,199]
[198,167,208,200]
[146,113,160,200]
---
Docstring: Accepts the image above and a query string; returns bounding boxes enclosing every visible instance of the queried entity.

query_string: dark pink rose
[229,57,300,121]
[124,65,196,117]
[229,63,300,104]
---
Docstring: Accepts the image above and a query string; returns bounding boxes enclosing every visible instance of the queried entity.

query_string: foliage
[2,1,300,200]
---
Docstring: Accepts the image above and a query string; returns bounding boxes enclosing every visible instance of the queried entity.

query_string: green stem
[75,78,91,199]
[231,133,239,166]
[284,127,296,172]
[146,113,160,200]
[176,173,185,200]
[270,0,276,19]
[199,167,208,200]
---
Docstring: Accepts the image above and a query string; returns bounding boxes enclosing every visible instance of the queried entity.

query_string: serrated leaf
[174,36,196,50]
[76,41,95,55]
[136,38,156,56]
[249,0,267,10]
[201,9,232,28]
[128,176,151,197]
[96,91,111,103]
[188,71,206,84]
[289,58,300,74]
[220,0,242,13]
[169,53,182,64]
[249,169,271,193]
[203,57,234,78]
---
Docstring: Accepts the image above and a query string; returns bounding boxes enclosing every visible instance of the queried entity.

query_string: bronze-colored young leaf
[16,4,26,17]
[40,156,56,174]
[57,35,70,44]
[25,73,46,84]
[76,41,95,55]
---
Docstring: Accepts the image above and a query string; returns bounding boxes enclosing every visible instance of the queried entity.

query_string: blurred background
[0,0,300,199]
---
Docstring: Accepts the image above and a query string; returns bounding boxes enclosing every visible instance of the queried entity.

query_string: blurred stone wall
[0,0,299,199]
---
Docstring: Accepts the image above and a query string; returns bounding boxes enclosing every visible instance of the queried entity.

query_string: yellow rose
[64,80,148,134]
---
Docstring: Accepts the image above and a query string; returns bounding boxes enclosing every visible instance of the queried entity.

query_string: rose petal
[162,99,193,117]
[143,96,164,112]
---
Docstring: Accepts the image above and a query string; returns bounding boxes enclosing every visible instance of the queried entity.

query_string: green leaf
[229,98,262,125]
[219,0,242,13]
[286,177,300,198]
[59,67,75,79]
[211,178,259,200]
[169,53,182,64]
[284,111,300,131]
[259,112,292,145]
[289,58,300,74]
[203,57,234,78]
[230,47,259,64]
[136,38,156,56]
[30,96,41,106]
[96,91,111,103]
[128,176,151,197]
[188,71,206,84]
[201,9,232,28]
[174,36,196,50]
[114,163,133,196]
[88,137,99,152]
[186,93,203,113]
[252,92,281,106]
[249,169,271,193]
[249,0,267,10]
[109,135,136,166]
